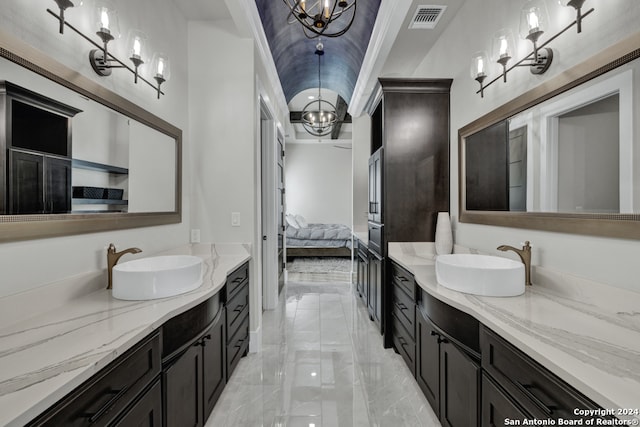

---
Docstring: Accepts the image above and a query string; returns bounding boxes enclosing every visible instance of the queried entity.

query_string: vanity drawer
[391,262,416,301]
[226,262,249,301]
[481,326,605,420]
[226,280,249,342]
[226,316,249,380]
[392,282,415,339]
[392,313,416,375]
[30,332,161,427]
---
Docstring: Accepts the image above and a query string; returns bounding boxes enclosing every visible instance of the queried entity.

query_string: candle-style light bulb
[528,10,539,33]
[100,8,109,31]
[324,0,331,19]
[133,38,141,57]
[499,38,508,57]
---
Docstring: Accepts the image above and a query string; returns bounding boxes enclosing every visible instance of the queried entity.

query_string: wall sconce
[492,29,515,83]
[151,53,170,99]
[52,0,82,34]
[470,51,489,98]
[471,1,594,97]
[559,0,586,33]
[47,1,168,98]
[89,1,121,77]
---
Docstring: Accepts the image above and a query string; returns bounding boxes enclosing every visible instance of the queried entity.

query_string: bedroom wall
[285,143,352,227]
[410,0,640,292]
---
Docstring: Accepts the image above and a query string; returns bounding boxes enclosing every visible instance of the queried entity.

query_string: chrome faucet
[107,243,142,289]
[497,241,532,286]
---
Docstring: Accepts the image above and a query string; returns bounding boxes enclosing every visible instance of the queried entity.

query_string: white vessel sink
[435,254,525,297]
[112,255,203,300]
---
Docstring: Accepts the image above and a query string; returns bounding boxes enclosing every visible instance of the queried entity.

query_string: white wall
[188,20,255,244]
[0,0,189,297]
[352,115,370,233]
[410,0,640,292]
[285,143,352,226]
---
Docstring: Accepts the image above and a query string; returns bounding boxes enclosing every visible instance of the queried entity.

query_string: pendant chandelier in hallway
[282,0,356,38]
[301,42,338,137]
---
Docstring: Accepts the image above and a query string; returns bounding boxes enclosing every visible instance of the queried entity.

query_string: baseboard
[249,325,262,353]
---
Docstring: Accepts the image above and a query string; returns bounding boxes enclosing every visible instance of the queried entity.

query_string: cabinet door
[45,157,72,213]
[361,252,369,304]
[367,254,377,321]
[481,373,529,427]
[163,343,203,427]
[111,379,162,427]
[373,151,383,223]
[373,256,383,325]
[202,311,226,422]
[356,249,366,298]
[440,340,480,427]
[368,156,376,221]
[9,150,44,214]
[417,310,440,418]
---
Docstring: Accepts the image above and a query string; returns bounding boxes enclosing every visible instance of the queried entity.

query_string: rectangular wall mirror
[459,32,640,239]
[0,29,182,242]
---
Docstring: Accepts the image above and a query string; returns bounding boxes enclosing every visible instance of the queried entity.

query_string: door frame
[260,97,279,311]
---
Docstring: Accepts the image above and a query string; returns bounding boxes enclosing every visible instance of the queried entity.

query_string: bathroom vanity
[387,242,640,427]
[0,244,250,427]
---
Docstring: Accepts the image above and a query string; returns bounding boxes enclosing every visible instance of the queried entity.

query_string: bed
[285,215,352,258]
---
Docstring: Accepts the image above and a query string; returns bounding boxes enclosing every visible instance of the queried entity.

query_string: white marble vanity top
[353,231,368,246]
[388,242,640,422]
[0,243,251,427]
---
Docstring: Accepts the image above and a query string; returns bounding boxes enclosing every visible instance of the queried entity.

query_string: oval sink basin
[112,255,203,300]
[435,254,525,297]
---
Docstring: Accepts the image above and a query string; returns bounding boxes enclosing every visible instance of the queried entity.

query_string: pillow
[285,214,299,229]
[295,214,308,228]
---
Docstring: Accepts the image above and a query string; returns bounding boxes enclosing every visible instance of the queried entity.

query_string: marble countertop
[0,243,251,427]
[388,242,640,422]
[353,231,368,246]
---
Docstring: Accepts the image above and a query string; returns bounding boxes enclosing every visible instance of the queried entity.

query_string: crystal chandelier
[301,42,337,137]
[282,0,356,38]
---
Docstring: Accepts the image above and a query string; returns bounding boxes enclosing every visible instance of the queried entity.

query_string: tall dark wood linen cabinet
[365,78,452,348]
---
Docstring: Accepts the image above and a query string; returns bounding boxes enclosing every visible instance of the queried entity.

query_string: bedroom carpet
[286,257,353,283]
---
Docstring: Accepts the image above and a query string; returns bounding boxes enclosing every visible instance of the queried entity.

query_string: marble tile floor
[206,278,439,427]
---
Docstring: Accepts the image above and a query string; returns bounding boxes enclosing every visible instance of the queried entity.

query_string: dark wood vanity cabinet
[224,262,250,381]
[28,261,251,427]
[163,305,225,427]
[28,332,162,427]
[480,326,608,425]
[418,290,481,427]
[387,262,615,426]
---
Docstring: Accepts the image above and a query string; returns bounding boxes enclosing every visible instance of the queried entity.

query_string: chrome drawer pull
[86,385,130,423]
[515,381,557,416]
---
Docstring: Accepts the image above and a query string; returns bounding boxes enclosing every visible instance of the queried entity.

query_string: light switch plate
[232,212,241,227]
[190,229,201,243]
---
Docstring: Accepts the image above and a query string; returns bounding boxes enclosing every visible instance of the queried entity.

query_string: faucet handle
[521,241,531,249]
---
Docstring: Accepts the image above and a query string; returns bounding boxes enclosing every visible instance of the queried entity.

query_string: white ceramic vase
[435,212,453,255]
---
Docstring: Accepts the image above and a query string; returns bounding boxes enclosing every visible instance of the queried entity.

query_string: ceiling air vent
[408,5,447,30]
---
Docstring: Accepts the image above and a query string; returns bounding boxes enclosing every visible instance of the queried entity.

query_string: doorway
[260,99,283,311]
